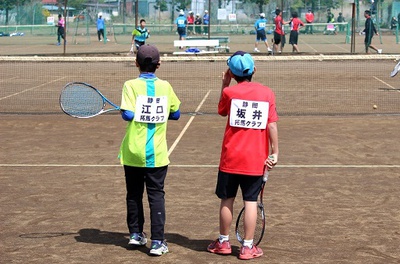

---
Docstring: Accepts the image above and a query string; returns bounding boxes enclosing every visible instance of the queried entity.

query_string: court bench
[173,39,220,55]
[187,36,230,53]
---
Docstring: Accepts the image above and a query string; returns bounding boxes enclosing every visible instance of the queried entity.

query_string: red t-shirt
[305,12,314,23]
[291,17,304,31]
[274,15,284,35]
[218,81,279,176]
[187,16,194,24]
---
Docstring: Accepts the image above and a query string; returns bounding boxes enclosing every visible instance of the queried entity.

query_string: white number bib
[229,99,269,129]
[134,95,168,123]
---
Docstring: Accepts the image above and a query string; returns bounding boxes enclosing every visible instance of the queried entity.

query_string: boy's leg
[219,198,235,235]
[146,166,168,241]
[243,201,258,240]
[124,166,145,234]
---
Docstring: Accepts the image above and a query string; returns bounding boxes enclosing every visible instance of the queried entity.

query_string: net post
[103,22,107,44]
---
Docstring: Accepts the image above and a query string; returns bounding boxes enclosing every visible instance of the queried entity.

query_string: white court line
[0,76,17,83]
[0,77,66,101]
[1,164,399,168]
[373,76,400,92]
[167,90,211,156]
[299,39,317,52]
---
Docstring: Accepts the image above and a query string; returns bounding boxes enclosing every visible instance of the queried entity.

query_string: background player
[289,12,304,53]
[129,19,150,54]
[273,9,290,54]
[175,10,187,48]
[254,13,272,53]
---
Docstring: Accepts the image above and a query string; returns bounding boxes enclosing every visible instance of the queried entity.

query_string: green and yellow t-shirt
[119,75,180,167]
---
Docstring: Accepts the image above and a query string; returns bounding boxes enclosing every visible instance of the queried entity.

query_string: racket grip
[263,169,269,181]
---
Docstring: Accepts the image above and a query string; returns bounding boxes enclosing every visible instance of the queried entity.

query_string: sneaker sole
[128,239,147,246]
[149,249,169,256]
[207,248,232,255]
[238,252,263,260]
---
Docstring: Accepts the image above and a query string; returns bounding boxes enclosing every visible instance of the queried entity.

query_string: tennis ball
[373,105,377,109]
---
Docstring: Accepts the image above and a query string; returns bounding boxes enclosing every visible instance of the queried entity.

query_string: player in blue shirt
[175,10,187,48]
[254,13,272,53]
[203,10,210,35]
[97,14,106,42]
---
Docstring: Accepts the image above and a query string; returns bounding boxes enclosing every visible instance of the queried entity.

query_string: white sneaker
[149,240,169,256]
[377,49,382,54]
[267,47,272,52]
[254,48,260,52]
[128,232,147,246]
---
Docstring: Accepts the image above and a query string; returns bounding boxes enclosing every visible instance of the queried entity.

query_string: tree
[154,0,168,12]
[242,0,270,13]
[0,0,27,25]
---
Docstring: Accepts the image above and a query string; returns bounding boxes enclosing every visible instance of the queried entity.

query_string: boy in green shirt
[119,44,181,256]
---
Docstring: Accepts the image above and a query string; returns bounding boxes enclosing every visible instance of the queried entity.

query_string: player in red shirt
[207,51,279,260]
[187,11,195,35]
[305,9,314,34]
[273,9,290,54]
[289,12,304,53]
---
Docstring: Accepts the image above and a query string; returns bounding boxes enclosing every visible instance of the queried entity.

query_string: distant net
[0,55,399,116]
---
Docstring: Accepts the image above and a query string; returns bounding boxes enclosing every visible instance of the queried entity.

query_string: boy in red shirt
[207,51,279,260]
[273,9,290,54]
[289,12,304,53]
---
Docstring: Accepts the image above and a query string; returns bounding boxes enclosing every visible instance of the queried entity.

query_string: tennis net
[0,55,399,116]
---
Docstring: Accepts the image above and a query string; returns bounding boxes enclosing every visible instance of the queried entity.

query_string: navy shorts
[177,27,186,37]
[215,170,263,201]
[256,29,267,41]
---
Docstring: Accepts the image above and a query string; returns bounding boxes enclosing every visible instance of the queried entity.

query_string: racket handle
[263,169,269,181]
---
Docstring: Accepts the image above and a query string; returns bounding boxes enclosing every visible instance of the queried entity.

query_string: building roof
[42,0,57,4]
[42,4,76,11]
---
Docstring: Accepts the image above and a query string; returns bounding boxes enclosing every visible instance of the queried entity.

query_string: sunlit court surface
[1,36,400,263]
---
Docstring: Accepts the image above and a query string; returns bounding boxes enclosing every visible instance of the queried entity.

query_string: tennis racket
[235,168,268,246]
[390,61,400,77]
[60,82,120,118]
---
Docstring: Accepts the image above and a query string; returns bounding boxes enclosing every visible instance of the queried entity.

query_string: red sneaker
[207,239,232,255]
[238,245,263,260]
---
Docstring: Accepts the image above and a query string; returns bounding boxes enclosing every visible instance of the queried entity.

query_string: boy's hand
[265,154,278,170]
[222,69,231,88]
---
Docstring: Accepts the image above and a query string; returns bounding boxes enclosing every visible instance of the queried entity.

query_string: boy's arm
[266,122,279,169]
[218,69,232,116]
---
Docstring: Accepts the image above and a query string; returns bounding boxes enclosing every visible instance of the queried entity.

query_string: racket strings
[236,206,265,245]
[60,84,104,117]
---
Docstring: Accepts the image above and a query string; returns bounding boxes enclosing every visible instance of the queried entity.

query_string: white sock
[218,234,229,243]
[243,239,253,248]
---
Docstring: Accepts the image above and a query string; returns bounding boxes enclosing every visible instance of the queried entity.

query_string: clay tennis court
[1,38,400,263]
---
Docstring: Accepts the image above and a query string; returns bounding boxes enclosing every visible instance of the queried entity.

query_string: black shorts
[215,170,263,201]
[274,32,282,44]
[289,31,299,45]
[364,35,373,47]
[177,27,186,37]
[135,40,145,49]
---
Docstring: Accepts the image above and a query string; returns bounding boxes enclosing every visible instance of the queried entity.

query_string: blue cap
[227,51,255,77]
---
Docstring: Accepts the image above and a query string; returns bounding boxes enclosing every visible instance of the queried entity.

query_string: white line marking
[0,77,66,101]
[300,39,317,52]
[1,164,399,168]
[0,76,17,83]
[373,76,400,92]
[168,90,211,156]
